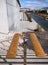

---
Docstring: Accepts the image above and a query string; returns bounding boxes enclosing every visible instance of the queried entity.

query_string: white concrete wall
[20,12,28,21]
[29,20,38,30]
[0,0,38,33]
[20,12,23,21]
[0,0,9,33]
[19,12,38,32]
[19,20,38,32]
[6,0,20,31]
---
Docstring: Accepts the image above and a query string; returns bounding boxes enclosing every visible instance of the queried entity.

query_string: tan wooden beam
[6,33,20,58]
[29,33,46,57]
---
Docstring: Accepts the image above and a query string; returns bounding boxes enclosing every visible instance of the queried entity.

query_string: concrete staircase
[0,43,48,65]
[0,34,48,65]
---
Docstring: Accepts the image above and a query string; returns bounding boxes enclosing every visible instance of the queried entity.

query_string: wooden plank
[29,33,46,57]
[6,33,20,58]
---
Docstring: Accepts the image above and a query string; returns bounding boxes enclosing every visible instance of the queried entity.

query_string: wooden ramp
[6,33,20,58]
[29,33,46,57]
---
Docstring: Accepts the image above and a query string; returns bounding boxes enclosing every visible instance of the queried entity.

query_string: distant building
[41,7,48,13]
[20,8,31,12]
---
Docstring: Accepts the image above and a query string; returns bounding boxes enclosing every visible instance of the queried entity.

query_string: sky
[20,0,48,9]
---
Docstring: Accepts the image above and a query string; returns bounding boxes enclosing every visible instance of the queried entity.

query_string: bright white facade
[6,0,20,31]
[0,0,20,33]
[0,0,9,33]
[0,0,38,33]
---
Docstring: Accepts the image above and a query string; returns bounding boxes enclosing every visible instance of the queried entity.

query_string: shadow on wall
[9,23,14,31]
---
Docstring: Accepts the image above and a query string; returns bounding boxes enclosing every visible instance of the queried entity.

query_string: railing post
[22,32,27,65]
[24,42,27,65]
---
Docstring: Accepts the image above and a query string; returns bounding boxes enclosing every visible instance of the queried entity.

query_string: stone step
[1,55,23,58]
[1,55,48,58]
[0,42,10,47]
[27,59,48,62]
[12,64,23,65]
[0,53,48,58]
[18,51,35,54]
[26,56,36,58]
[17,53,36,55]
[6,59,24,62]
[0,64,9,65]
[1,55,36,58]
[0,56,48,65]
[12,64,48,65]
[0,53,7,55]
[0,47,9,51]
[5,59,48,62]
[0,59,4,62]
[0,64,48,65]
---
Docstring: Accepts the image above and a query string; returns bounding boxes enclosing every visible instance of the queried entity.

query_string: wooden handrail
[29,33,46,57]
[6,33,20,58]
